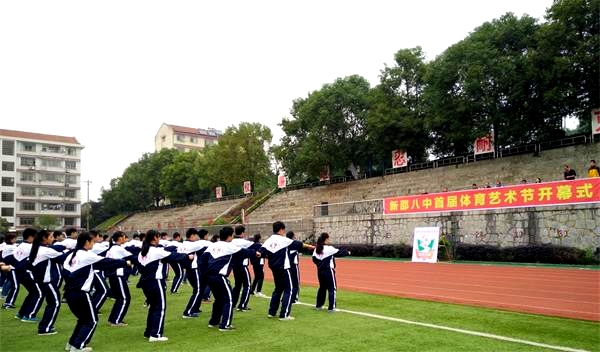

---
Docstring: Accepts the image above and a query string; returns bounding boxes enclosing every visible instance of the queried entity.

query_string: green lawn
[0,280,598,352]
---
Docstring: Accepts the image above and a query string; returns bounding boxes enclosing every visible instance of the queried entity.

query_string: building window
[20,217,35,225]
[65,160,76,169]
[41,173,63,183]
[190,137,197,144]
[1,192,14,202]
[66,148,76,156]
[20,173,35,182]
[65,190,76,198]
[21,157,36,167]
[21,188,36,196]
[41,159,61,168]
[42,145,61,153]
[1,208,14,217]
[176,134,185,142]
[64,217,75,226]
[21,202,36,211]
[1,161,14,171]
[1,177,14,187]
[40,189,63,197]
[22,143,35,152]
[66,175,76,184]
[161,136,166,142]
[2,140,15,156]
[64,204,75,212]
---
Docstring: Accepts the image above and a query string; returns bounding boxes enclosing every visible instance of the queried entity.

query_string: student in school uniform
[28,230,67,335]
[89,231,110,312]
[13,228,43,322]
[167,232,184,294]
[231,225,261,312]
[199,226,260,331]
[179,228,212,318]
[286,231,302,303]
[63,232,131,352]
[105,231,134,327]
[1,234,19,309]
[258,221,314,320]
[249,234,266,297]
[137,230,192,342]
[312,232,351,312]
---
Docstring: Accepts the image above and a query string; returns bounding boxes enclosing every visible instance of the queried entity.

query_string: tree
[160,151,207,203]
[368,47,430,167]
[276,75,371,182]
[0,217,9,233]
[425,13,554,155]
[535,0,600,131]
[37,214,58,230]
[203,122,274,195]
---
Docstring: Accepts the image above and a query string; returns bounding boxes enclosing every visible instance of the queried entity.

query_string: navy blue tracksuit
[259,235,305,318]
[288,249,300,303]
[1,244,19,308]
[13,242,43,319]
[30,244,66,334]
[231,239,261,310]
[199,241,257,329]
[105,244,134,324]
[63,249,127,350]
[312,246,350,311]
[137,246,189,339]
[179,240,211,317]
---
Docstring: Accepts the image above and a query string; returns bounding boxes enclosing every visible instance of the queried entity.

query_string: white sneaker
[70,346,93,352]
[279,316,295,321]
[65,343,72,351]
[149,336,168,342]
[256,292,267,297]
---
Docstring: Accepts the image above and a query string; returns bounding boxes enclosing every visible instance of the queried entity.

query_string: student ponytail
[141,230,159,257]
[316,232,329,255]
[29,229,48,263]
[70,232,92,266]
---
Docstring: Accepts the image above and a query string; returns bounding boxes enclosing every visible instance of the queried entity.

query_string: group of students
[0,221,350,349]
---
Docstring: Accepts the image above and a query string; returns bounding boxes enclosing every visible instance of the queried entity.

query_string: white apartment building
[0,129,84,232]
[155,123,222,152]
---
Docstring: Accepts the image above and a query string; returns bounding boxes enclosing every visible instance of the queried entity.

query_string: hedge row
[309,243,600,265]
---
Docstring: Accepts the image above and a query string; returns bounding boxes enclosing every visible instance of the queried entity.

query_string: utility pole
[84,180,92,230]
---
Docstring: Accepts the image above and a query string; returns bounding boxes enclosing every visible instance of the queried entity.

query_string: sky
[0,0,555,202]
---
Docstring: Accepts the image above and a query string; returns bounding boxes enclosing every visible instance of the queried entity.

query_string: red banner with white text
[383,178,600,215]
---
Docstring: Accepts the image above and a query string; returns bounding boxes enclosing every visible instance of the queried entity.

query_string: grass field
[0,280,598,352]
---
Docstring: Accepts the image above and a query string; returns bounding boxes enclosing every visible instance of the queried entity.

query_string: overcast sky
[0,0,554,202]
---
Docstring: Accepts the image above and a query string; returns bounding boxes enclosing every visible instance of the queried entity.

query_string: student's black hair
[185,228,198,239]
[65,227,78,238]
[210,234,219,242]
[172,232,181,240]
[22,227,37,241]
[29,229,51,263]
[90,230,99,239]
[69,232,93,266]
[253,233,261,243]
[219,226,234,241]
[141,230,160,257]
[234,225,245,237]
[286,231,295,240]
[316,232,329,255]
[198,229,209,240]
[5,233,16,244]
[272,221,285,234]
[103,234,109,241]
[132,234,140,240]
[109,231,125,250]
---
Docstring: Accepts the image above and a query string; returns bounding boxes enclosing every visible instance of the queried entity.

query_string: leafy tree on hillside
[368,47,430,167]
[275,75,371,182]
[160,151,208,203]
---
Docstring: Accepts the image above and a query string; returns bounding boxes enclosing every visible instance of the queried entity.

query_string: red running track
[270,257,600,321]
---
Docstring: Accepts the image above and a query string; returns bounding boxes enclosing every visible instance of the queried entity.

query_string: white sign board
[411,227,440,263]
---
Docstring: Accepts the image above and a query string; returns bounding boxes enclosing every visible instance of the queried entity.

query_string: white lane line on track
[289,300,591,352]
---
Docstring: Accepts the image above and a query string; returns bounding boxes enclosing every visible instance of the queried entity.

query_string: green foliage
[36,214,59,230]
[94,213,129,231]
[275,75,371,182]
[0,217,10,233]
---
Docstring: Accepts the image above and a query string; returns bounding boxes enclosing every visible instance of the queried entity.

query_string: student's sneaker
[65,343,72,351]
[2,304,16,309]
[182,313,199,319]
[109,322,128,327]
[256,292,267,298]
[267,314,274,318]
[279,316,295,321]
[149,336,168,342]
[70,346,93,352]
[21,316,39,323]
[38,329,58,336]
[236,307,251,312]
[328,309,338,313]
[207,324,216,328]
[219,325,235,332]
[14,313,22,319]
[315,306,323,310]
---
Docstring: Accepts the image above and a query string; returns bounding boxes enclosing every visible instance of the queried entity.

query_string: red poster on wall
[384,178,600,215]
